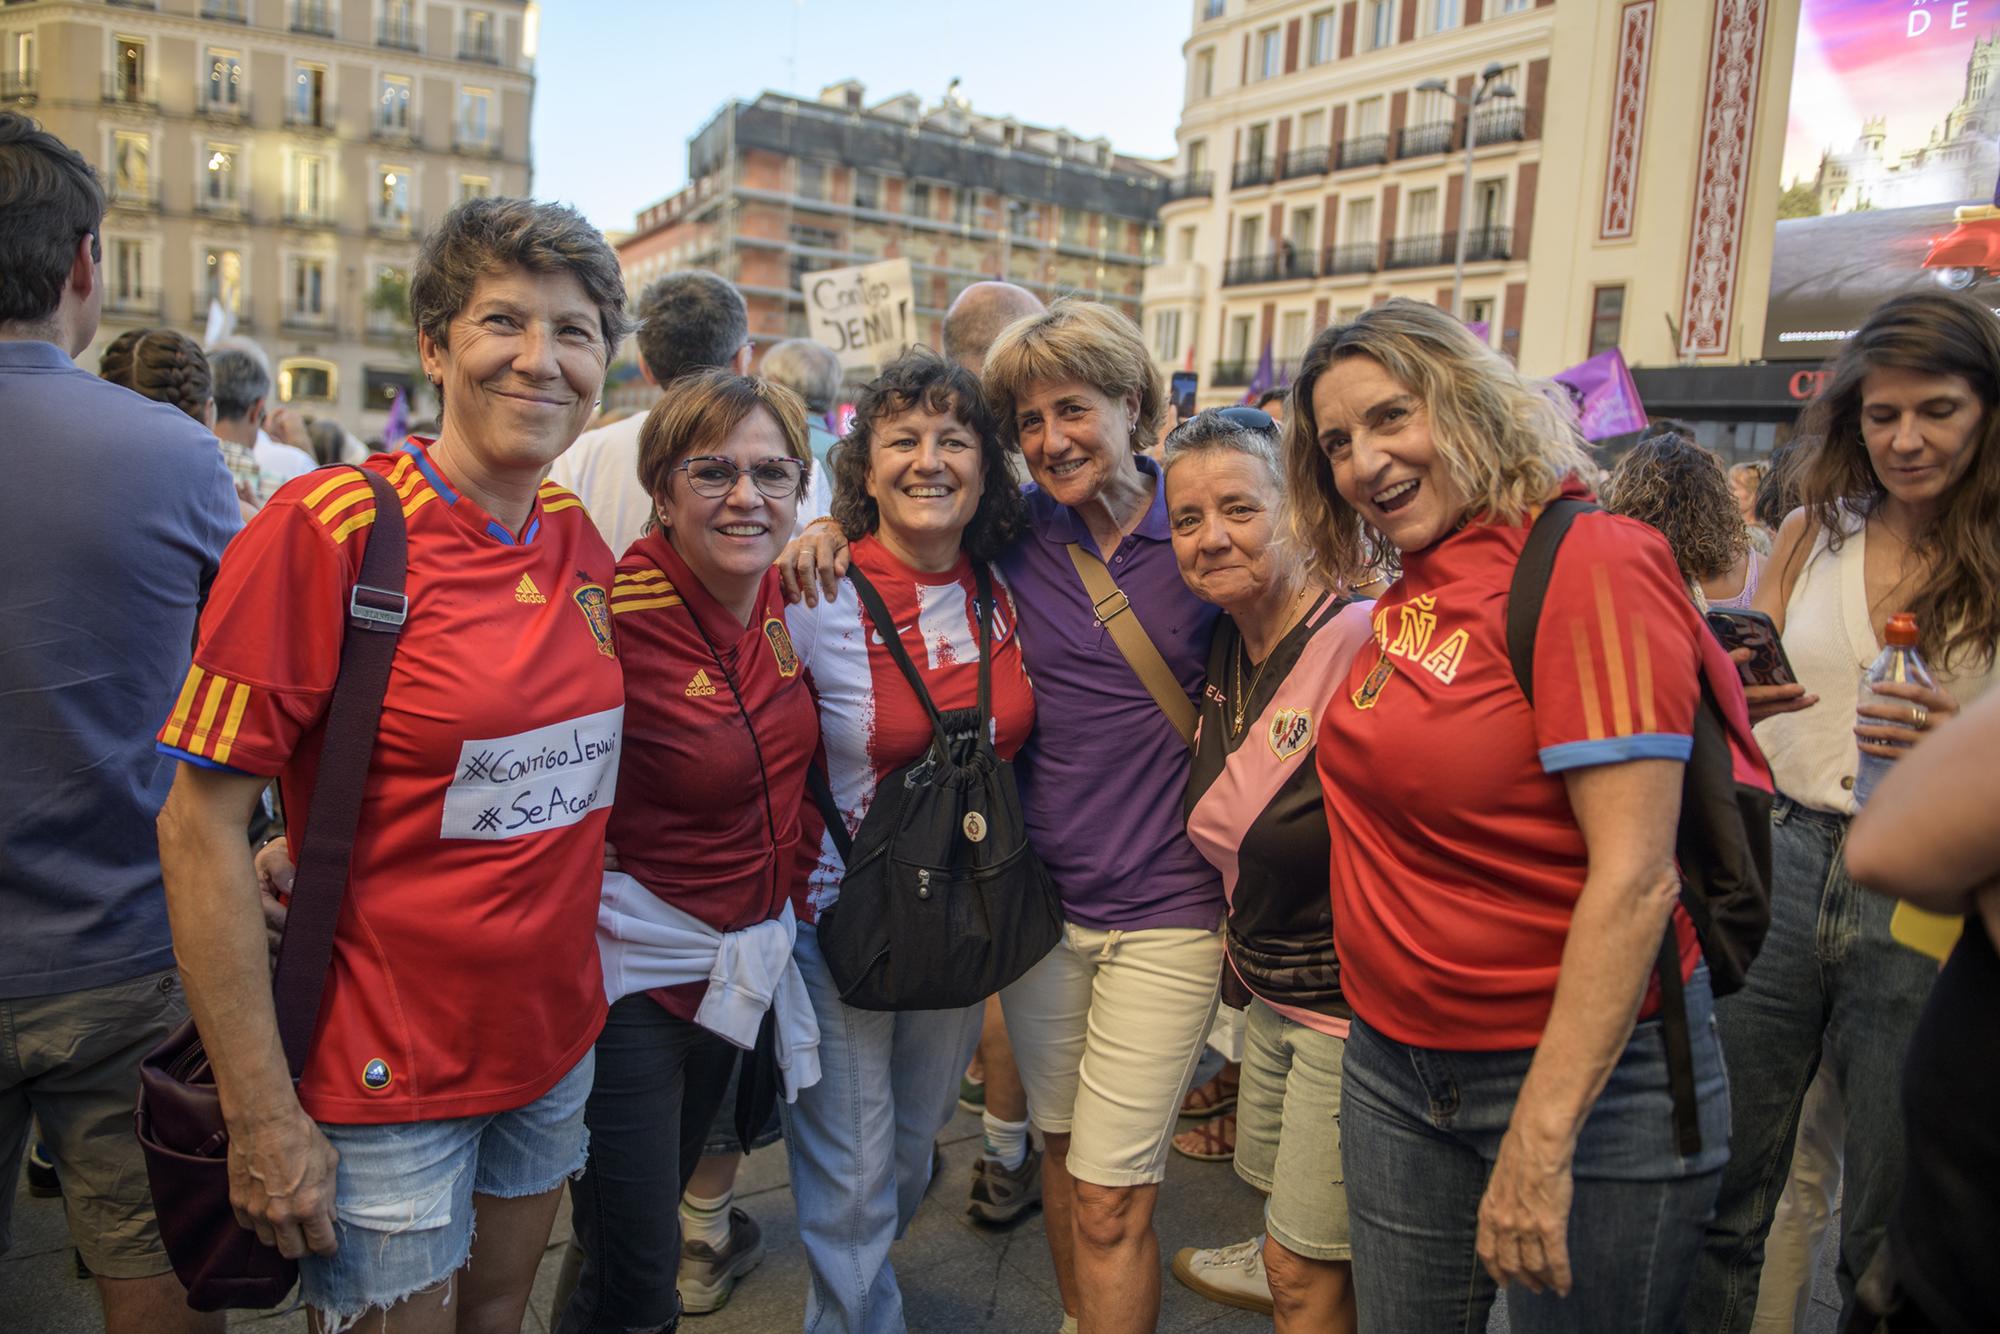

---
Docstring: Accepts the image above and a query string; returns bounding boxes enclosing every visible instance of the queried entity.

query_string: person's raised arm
[1476,757,1683,1297]
[778,518,850,607]
[158,765,339,1258]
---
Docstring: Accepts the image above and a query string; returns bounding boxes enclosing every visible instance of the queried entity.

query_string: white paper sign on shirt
[440,706,624,840]
[802,258,915,372]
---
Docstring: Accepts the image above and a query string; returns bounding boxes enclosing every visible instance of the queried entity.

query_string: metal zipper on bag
[916,868,931,900]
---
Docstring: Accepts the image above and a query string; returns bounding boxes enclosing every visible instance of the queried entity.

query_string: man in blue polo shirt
[0,112,237,1332]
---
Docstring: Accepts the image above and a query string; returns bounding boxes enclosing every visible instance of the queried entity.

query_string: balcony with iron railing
[454,123,503,157]
[1336,134,1388,170]
[104,0,157,9]
[289,0,336,35]
[105,180,162,212]
[1212,359,1255,387]
[102,72,158,109]
[376,17,423,51]
[370,207,421,239]
[1460,225,1513,262]
[197,91,249,123]
[1231,156,1276,190]
[282,200,335,228]
[1386,232,1449,269]
[104,290,164,319]
[1,71,35,103]
[192,184,250,220]
[281,304,337,334]
[457,31,500,63]
[1222,249,1316,287]
[284,101,337,134]
[1161,170,1214,204]
[201,0,247,21]
[191,295,252,331]
[1280,145,1329,180]
[1472,105,1526,146]
[1396,121,1454,159]
[372,115,421,146]
[1321,241,1379,276]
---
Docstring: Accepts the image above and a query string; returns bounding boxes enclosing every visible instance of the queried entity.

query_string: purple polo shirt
[997,454,1224,931]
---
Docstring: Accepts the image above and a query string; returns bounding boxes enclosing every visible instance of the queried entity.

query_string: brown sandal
[1179,1065,1239,1119]
[1172,1112,1237,1162]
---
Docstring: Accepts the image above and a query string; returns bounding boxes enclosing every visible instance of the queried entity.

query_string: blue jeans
[1691,799,1940,1334]
[779,921,983,1333]
[1343,969,1729,1334]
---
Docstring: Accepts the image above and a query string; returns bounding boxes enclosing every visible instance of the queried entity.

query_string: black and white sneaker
[967,1145,1043,1227]
[676,1208,764,1316]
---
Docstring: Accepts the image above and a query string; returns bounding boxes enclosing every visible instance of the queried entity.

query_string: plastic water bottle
[1853,612,1935,808]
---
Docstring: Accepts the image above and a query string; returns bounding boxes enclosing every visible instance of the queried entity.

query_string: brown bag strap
[269,468,408,1077]
[1064,542,1195,749]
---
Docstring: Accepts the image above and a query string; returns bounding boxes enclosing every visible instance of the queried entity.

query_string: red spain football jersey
[605,529,820,1021]
[157,441,623,1123]
[785,536,1035,923]
[1318,481,1703,1050]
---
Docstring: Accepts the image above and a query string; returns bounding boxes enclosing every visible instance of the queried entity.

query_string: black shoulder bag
[807,562,1062,1010]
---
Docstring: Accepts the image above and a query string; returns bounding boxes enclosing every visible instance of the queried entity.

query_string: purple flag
[1550,347,1648,441]
[384,388,410,448]
[1242,340,1276,404]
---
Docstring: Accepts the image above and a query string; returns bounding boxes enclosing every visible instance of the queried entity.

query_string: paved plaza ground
[3,1053,1842,1333]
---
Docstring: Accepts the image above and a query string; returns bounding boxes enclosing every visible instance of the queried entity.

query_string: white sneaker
[1170,1233,1273,1315]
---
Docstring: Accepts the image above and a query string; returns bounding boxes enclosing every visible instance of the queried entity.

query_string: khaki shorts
[1234,996,1351,1262]
[999,921,1222,1187]
[0,967,189,1278]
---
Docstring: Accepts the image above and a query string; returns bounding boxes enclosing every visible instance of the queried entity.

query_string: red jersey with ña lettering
[157,441,623,1123]
[786,536,1035,922]
[605,529,819,1021]
[1317,481,1703,1050]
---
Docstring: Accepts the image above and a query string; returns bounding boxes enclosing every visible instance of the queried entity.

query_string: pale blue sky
[529,1,1189,233]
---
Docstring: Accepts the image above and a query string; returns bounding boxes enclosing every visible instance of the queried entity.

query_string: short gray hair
[207,335,272,421]
[1163,408,1284,488]
[760,338,841,413]
[410,197,633,355]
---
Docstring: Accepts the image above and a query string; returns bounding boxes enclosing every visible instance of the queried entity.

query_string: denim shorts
[1232,997,1350,1262]
[298,1050,593,1329]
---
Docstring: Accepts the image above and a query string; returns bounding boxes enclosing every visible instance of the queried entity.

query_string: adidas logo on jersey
[684,669,717,698]
[515,574,546,604]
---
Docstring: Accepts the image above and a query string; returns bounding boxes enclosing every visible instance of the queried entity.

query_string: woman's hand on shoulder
[779,518,851,607]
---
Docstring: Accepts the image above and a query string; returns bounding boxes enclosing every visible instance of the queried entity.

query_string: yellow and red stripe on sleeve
[539,479,588,517]
[158,664,258,768]
[609,567,684,616]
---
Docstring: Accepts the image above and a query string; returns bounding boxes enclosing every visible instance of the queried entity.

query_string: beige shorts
[999,921,1223,1187]
[1234,996,1351,1262]
[0,967,189,1278]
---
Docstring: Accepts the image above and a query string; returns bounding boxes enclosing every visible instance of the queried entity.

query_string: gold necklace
[1231,587,1313,738]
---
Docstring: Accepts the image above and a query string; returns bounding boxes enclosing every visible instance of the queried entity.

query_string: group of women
[150,192,1997,1334]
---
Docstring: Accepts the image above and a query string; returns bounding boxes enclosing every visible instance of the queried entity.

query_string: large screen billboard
[1763,1,2000,360]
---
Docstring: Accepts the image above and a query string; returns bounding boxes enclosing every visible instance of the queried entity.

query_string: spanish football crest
[572,584,616,658]
[763,616,800,677]
[1351,652,1395,709]
[1268,708,1312,760]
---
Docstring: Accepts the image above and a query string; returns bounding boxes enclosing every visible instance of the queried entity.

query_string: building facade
[611,81,1166,407]
[1145,0,1554,408]
[1,0,536,436]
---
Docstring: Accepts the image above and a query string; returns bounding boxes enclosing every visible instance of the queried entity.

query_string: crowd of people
[3,106,1997,1334]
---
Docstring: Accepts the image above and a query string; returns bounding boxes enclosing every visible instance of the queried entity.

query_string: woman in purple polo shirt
[790,300,1224,1334]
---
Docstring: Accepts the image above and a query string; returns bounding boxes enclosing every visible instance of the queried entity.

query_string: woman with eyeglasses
[558,370,824,1334]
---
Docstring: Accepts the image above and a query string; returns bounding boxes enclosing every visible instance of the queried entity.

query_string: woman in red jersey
[1282,299,1733,1334]
[156,198,630,1333]
[557,371,821,1334]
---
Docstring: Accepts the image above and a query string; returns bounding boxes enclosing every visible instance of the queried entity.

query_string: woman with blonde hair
[1285,298,1736,1334]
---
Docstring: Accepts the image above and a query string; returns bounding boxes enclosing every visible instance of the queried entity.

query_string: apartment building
[1145,0,1553,406]
[0,0,536,434]
[612,81,1167,404]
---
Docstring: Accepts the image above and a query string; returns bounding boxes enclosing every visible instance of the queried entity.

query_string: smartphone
[1706,608,1798,688]
[1170,370,1199,423]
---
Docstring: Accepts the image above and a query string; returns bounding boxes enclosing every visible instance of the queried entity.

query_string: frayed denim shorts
[298,1050,593,1330]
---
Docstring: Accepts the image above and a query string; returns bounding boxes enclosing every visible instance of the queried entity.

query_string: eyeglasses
[673,455,804,499]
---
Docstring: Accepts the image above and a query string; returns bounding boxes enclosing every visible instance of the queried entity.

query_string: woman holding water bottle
[1691,291,2000,1334]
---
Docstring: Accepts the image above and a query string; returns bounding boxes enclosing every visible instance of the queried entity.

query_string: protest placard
[801,258,916,371]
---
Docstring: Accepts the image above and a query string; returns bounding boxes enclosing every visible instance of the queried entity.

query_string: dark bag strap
[268,468,408,1077]
[808,765,853,866]
[1505,496,1703,1155]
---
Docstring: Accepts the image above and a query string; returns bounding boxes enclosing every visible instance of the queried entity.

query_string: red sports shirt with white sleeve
[157,441,623,1123]
[785,536,1034,923]
[1318,481,1703,1050]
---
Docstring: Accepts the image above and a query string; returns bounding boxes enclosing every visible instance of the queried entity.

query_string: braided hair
[112,329,214,423]
[97,327,147,387]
